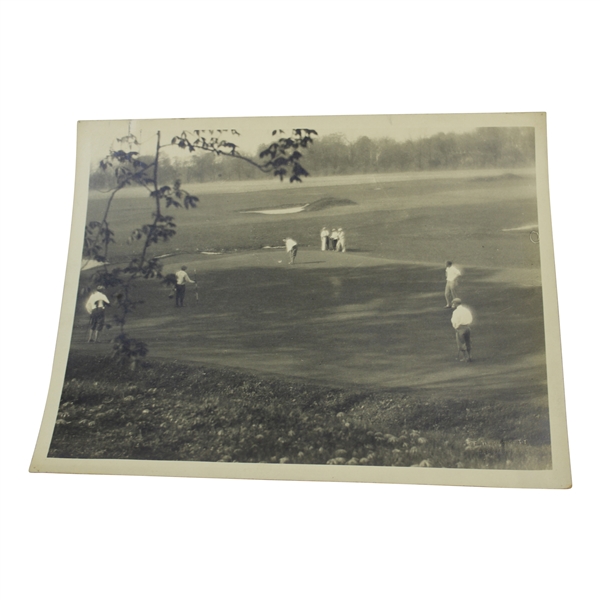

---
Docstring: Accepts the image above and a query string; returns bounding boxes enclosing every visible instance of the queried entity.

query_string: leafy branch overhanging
[83,127,317,367]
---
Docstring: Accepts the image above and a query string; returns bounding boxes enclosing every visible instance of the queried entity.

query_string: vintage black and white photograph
[30,113,570,487]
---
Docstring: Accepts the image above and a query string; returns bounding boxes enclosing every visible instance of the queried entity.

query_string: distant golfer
[175,266,195,307]
[336,227,346,252]
[320,227,330,251]
[85,285,110,343]
[330,228,339,251]
[451,298,473,362]
[283,237,298,264]
[444,261,462,308]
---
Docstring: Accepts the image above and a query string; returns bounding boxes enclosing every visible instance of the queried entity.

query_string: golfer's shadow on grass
[299,261,327,265]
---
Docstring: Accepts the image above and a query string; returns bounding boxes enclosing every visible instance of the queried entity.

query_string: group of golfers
[84,250,475,363]
[319,226,346,252]
[282,227,348,266]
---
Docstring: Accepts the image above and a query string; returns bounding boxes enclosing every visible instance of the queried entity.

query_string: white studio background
[1,1,598,598]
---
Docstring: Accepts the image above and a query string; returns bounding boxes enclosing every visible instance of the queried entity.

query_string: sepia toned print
[30,113,571,488]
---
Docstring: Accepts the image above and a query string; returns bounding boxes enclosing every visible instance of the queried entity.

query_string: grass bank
[49,354,551,470]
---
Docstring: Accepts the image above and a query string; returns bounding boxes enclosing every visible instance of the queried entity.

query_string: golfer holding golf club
[444,260,462,308]
[283,237,298,264]
[174,265,195,307]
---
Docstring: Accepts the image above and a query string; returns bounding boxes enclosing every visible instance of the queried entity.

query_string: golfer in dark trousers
[451,298,473,362]
[175,266,195,307]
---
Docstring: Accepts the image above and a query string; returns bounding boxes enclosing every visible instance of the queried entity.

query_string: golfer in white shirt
[336,228,346,252]
[320,227,330,251]
[174,266,195,307]
[451,298,473,362]
[86,285,110,343]
[330,228,339,251]
[283,237,298,264]
[444,261,462,308]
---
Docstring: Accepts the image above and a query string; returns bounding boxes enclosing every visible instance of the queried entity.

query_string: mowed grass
[86,168,539,269]
[51,169,550,469]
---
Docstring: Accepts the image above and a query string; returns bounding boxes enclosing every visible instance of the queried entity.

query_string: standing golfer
[320,227,330,251]
[451,298,473,362]
[283,237,298,264]
[85,285,110,343]
[330,228,339,251]
[336,227,346,252]
[175,265,195,307]
[444,261,462,308]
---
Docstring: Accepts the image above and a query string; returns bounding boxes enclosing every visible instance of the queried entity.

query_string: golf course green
[51,168,550,468]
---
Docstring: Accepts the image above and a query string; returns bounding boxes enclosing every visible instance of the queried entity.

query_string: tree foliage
[90,127,534,189]
[85,128,317,365]
[299,128,535,175]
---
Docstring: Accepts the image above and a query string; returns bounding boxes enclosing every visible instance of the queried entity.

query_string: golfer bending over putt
[451,298,473,362]
[284,237,298,264]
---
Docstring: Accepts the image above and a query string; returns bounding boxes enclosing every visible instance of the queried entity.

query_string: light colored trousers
[445,280,458,305]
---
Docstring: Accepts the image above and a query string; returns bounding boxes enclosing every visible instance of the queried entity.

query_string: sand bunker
[244,204,309,215]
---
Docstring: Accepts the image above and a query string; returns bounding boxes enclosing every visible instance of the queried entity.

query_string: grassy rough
[49,354,551,470]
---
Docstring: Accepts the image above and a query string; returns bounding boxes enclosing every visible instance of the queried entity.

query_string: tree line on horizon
[89,126,535,190]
